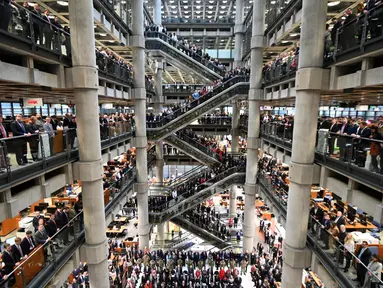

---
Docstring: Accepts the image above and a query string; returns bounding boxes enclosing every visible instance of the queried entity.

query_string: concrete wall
[8,185,42,218]
[325,177,348,199]
[0,61,30,83]
[45,174,67,195]
[352,189,382,220]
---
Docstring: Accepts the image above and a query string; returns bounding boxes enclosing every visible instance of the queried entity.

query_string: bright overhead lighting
[195,11,201,14]
[328,1,340,6]
[196,5,201,9]
[281,40,290,43]
[169,0,175,3]
[185,15,190,18]
[221,5,226,8]
[184,5,188,8]
[57,1,68,6]
[290,33,299,37]
[98,33,107,36]
[28,2,36,6]
[207,15,213,18]
[182,0,188,2]
[209,0,214,3]
[270,0,276,4]
[171,5,176,8]
[196,0,201,3]
[208,5,213,9]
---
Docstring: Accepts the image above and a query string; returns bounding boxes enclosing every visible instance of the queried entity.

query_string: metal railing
[0,121,133,187]
[147,76,249,130]
[145,31,226,77]
[0,167,136,288]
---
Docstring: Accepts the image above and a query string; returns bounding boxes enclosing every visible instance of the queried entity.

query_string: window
[1,103,12,118]
[13,103,22,116]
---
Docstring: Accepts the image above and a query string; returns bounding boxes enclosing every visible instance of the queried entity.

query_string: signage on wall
[261,106,273,110]
[356,105,369,111]
[23,98,43,107]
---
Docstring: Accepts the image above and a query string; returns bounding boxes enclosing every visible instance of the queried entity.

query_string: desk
[318,202,377,230]
[114,216,128,223]
[106,226,126,235]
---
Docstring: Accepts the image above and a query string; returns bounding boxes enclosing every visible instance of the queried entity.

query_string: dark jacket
[20,236,36,255]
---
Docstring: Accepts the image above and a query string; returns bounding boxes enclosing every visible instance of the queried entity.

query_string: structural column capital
[133,88,146,100]
[130,35,145,49]
[70,66,99,90]
[133,136,147,149]
[251,35,265,49]
[289,161,314,185]
[247,137,261,150]
[283,243,312,269]
[234,24,245,34]
[73,160,104,182]
[295,67,324,91]
[80,241,108,265]
[249,88,263,101]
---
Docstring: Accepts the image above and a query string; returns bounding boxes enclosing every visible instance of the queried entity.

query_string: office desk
[114,216,128,223]
[318,203,377,230]
[106,226,126,234]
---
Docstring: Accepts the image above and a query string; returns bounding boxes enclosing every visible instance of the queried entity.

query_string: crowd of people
[261,112,383,172]
[144,25,226,74]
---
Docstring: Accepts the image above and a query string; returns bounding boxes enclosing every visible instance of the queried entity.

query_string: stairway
[145,31,224,82]
[147,76,250,141]
[164,133,221,166]
[171,217,229,249]
[149,165,245,224]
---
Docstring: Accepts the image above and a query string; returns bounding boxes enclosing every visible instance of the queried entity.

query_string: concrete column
[346,179,357,203]
[234,0,244,67]
[231,101,240,153]
[229,185,237,218]
[319,165,330,188]
[156,142,164,183]
[153,0,161,26]
[67,0,109,287]
[154,60,165,185]
[281,0,327,287]
[157,223,164,241]
[132,0,149,250]
[243,0,264,252]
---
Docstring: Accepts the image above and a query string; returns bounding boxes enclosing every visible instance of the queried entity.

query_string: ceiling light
[171,5,176,8]
[169,0,175,3]
[108,40,116,43]
[209,0,214,3]
[98,33,107,36]
[183,0,188,2]
[196,0,201,3]
[57,0,68,5]
[270,0,276,4]
[196,5,201,9]
[28,2,36,6]
[195,11,201,14]
[184,5,188,8]
[207,15,213,18]
[290,33,299,37]
[328,1,340,6]
[281,40,290,43]
[221,6,226,8]
[185,15,190,18]
[208,5,214,9]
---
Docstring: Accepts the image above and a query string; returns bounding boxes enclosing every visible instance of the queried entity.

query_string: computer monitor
[367,215,374,223]
[318,189,325,199]
[39,202,49,208]
[324,197,331,207]
[336,200,345,213]
[359,213,367,226]
[332,193,341,202]
[34,205,44,212]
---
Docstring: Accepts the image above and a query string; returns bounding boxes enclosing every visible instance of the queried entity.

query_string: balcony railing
[258,172,383,288]
[0,121,133,189]
[260,122,383,190]
[145,31,226,77]
[0,167,136,288]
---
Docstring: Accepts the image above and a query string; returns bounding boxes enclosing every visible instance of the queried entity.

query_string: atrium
[0,0,382,287]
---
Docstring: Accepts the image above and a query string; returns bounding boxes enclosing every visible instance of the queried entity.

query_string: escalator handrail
[174,132,220,160]
[147,76,250,129]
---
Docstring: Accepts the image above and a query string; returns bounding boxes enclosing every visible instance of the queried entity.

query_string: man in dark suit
[56,207,69,244]
[2,243,19,275]
[11,237,26,262]
[32,211,44,232]
[320,213,332,250]
[333,211,346,229]
[34,224,54,257]
[327,118,340,155]
[10,114,30,165]
[310,202,324,233]
[46,213,59,238]
[338,117,351,161]
[21,230,36,255]
[353,241,372,285]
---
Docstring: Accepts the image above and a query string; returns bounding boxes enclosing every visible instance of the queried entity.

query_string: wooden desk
[106,226,126,234]
[114,216,127,222]
[0,215,21,237]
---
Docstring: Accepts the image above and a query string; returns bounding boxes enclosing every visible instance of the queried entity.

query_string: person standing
[10,114,30,165]
[353,241,372,285]
[0,0,14,31]
[43,117,54,155]
[343,233,355,273]
[363,254,382,288]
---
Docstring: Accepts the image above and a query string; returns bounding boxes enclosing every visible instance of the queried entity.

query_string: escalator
[171,217,229,249]
[164,133,221,166]
[147,76,250,141]
[149,166,245,224]
[145,31,224,82]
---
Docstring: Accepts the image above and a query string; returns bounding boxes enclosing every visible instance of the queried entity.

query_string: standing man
[353,241,372,285]
[43,116,54,154]
[0,0,14,31]
[10,114,30,165]
[0,115,8,172]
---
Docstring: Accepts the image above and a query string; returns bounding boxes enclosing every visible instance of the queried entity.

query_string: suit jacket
[34,229,48,245]
[2,251,16,274]
[10,121,27,137]
[358,247,372,266]
[11,244,24,261]
[334,216,346,228]
[329,123,340,133]
[46,219,58,237]
[59,211,69,227]
[310,207,324,223]
[43,123,54,137]
[20,237,36,255]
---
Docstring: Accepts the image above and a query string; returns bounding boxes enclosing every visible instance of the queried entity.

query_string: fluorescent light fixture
[98,33,107,36]
[57,1,68,6]
[270,1,276,4]
[290,33,299,37]
[281,40,290,43]
[328,1,340,6]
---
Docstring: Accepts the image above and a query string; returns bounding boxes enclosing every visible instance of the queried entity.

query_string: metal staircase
[164,132,221,166]
[147,76,250,141]
[145,32,224,82]
[149,166,245,224]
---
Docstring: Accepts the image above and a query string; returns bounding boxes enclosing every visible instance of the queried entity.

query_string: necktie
[0,124,6,138]
[17,245,23,257]
[28,238,34,249]
[18,122,26,133]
